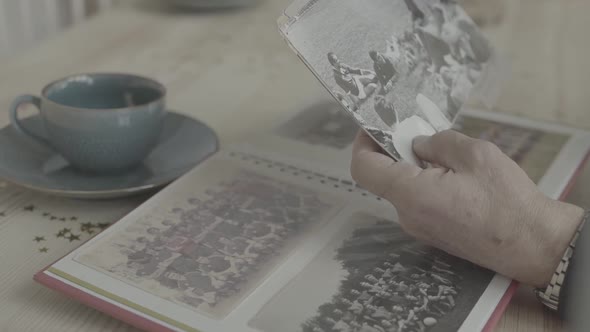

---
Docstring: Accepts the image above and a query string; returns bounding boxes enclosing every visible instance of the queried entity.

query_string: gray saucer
[0,111,218,199]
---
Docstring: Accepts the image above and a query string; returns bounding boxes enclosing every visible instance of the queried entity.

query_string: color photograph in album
[250,212,495,332]
[278,0,494,164]
[454,116,570,184]
[74,158,342,319]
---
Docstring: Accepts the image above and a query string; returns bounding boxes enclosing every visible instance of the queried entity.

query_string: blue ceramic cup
[10,73,166,174]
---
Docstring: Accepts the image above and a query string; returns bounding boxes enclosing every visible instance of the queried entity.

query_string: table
[0,0,589,331]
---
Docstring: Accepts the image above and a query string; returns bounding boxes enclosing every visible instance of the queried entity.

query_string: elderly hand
[350,130,584,287]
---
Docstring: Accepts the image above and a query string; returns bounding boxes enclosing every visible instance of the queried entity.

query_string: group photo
[76,170,335,318]
[250,213,494,332]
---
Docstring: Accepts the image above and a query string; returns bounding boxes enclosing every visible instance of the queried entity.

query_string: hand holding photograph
[278,0,495,164]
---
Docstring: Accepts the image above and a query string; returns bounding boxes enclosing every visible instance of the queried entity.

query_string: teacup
[10,73,166,174]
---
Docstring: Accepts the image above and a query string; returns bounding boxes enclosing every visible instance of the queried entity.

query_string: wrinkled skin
[350,130,584,287]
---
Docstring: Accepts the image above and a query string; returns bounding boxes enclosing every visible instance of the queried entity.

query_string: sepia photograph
[454,116,570,183]
[75,169,336,318]
[281,0,493,162]
[277,100,359,149]
[250,212,494,332]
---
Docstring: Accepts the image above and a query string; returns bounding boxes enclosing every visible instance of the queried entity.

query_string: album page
[42,145,515,332]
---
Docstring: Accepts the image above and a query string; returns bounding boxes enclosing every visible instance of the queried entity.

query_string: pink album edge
[32,213,175,332]
[34,271,174,332]
[481,148,590,332]
[31,145,220,332]
[33,149,590,332]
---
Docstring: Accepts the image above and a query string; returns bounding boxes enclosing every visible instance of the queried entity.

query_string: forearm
[481,196,584,288]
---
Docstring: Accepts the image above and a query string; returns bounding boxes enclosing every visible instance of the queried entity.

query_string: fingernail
[412,135,428,147]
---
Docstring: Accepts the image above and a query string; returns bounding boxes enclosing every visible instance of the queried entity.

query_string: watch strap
[534,209,590,311]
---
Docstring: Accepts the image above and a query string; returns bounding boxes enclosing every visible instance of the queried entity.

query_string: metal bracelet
[534,209,590,311]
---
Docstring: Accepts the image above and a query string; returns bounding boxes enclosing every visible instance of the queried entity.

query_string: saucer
[0,111,219,199]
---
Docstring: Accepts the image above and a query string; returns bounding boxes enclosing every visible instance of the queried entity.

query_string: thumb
[351,131,422,201]
[412,130,473,171]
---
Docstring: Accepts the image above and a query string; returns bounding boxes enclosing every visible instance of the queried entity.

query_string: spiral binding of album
[225,150,383,201]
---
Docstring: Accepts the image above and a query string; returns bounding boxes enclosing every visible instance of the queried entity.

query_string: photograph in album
[250,212,495,332]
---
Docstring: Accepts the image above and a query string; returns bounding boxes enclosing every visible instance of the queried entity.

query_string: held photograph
[280,0,493,163]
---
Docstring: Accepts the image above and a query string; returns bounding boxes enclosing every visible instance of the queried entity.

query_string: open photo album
[35,102,590,332]
[33,1,590,331]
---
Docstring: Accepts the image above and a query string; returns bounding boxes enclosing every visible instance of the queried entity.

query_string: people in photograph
[335,91,360,113]
[374,94,399,128]
[455,18,491,64]
[439,0,492,64]
[369,50,397,88]
[440,56,482,112]
[414,6,451,73]
[429,3,480,66]
[327,52,378,103]
[400,30,424,67]
[403,0,426,27]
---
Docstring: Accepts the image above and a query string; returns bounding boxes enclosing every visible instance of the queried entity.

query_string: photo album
[34,1,590,332]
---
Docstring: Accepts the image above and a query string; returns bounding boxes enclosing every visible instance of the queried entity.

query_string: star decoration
[97,223,110,230]
[59,217,66,222]
[55,228,72,238]
[42,212,50,217]
[80,222,94,231]
[70,217,78,221]
[33,236,45,243]
[67,234,81,242]
[38,247,49,253]
[23,205,35,211]
[50,216,57,220]
[80,222,97,235]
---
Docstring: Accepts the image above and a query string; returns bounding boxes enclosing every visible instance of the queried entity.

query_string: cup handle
[10,95,52,148]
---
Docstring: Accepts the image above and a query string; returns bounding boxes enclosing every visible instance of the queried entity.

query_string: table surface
[1,0,589,331]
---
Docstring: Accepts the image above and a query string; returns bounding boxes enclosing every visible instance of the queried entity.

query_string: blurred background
[0,0,120,59]
[0,0,504,59]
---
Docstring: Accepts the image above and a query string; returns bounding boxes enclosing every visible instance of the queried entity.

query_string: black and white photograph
[277,100,359,149]
[280,0,493,162]
[76,169,337,318]
[250,213,494,332]
[458,0,506,27]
